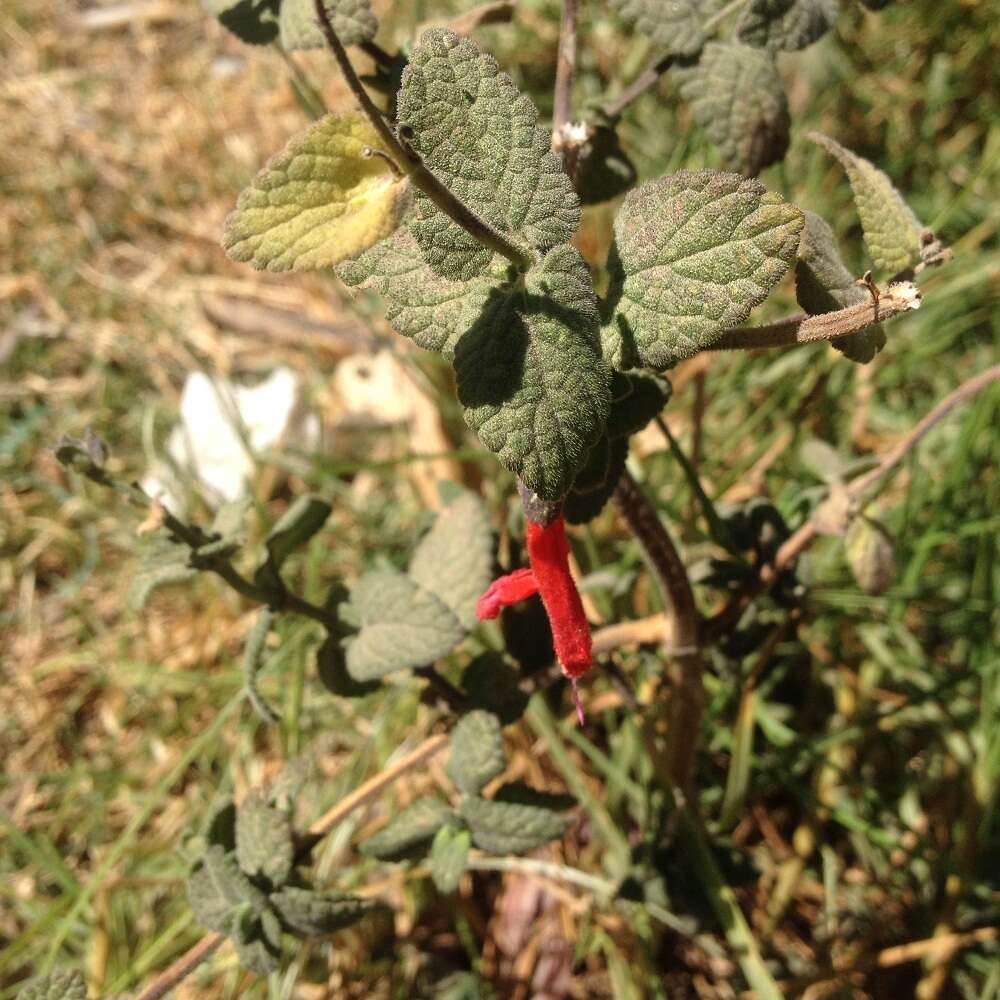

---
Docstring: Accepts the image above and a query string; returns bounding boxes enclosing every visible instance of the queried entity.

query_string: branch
[133,734,449,1000]
[705,365,1000,637]
[612,469,704,795]
[551,0,580,171]
[711,281,921,352]
[601,53,674,120]
[312,0,533,271]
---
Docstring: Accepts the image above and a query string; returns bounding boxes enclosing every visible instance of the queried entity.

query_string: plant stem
[612,469,704,796]
[711,281,921,352]
[602,53,675,120]
[551,0,580,171]
[312,0,532,271]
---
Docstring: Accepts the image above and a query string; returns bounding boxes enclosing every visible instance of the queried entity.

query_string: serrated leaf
[129,538,196,611]
[409,493,493,630]
[345,569,465,681]
[397,28,579,279]
[187,846,268,933]
[461,654,529,725]
[447,711,506,794]
[737,0,840,51]
[202,0,279,44]
[609,0,709,57]
[223,111,411,272]
[236,792,295,887]
[16,970,87,1000]
[360,796,456,859]
[459,796,569,854]
[279,0,376,50]
[845,514,895,595]
[564,435,628,524]
[606,372,671,438]
[455,245,612,501]
[576,126,638,206]
[809,132,923,274]
[232,905,283,974]
[272,886,375,935]
[430,826,471,893]
[338,229,509,359]
[316,633,379,697]
[676,43,790,177]
[796,211,885,363]
[604,170,803,369]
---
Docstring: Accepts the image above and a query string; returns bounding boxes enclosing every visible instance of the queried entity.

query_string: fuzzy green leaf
[187,846,268,933]
[447,711,506,794]
[397,28,579,279]
[604,170,804,369]
[796,211,885,363]
[129,538,196,611]
[202,0,279,45]
[459,796,569,854]
[809,132,923,274]
[235,792,295,887]
[344,569,465,681]
[609,0,710,57]
[223,111,411,272]
[272,886,375,935]
[337,229,508,359]
[676,43,790,177]
[845,514,895,595]
[279,0,376,51]
[232,906,283,974]
[455,246,612,501]
[264,495,331,568]
[409,493,493,630]
[430,826,471,893]
[606,372,672,438]
[16,970,87,1000]
[737,0,840,51]
[564,435,628,524]
[360,796,456,859]
[242,609,279,724]
[316,633,379,697]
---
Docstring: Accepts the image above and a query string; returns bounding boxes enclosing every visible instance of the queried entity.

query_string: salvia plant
[34,0,998,996]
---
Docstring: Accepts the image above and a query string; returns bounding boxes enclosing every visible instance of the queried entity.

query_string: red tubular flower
[476,514,593,721]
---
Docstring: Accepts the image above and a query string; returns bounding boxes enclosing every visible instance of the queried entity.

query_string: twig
[711,281,921,352]
[705,365,1000,637]
[312,0,532,271]
[551,0,579,170]
[601,53,674,120]
[612,470,703,795]
[133,734,448,1000]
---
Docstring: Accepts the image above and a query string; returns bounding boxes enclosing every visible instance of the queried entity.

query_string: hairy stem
[711,281,921,352]
[612,469,704,796]
[551,0,580,171]
[313,0,532,271]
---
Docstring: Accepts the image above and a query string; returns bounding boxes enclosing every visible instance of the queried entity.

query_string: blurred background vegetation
[1,0,997,996]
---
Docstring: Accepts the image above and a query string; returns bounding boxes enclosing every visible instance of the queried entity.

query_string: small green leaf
[609,0,709,57]
[676,43,790,177]
[604,170,803,369]
[461,654,529,725]
[236,791,295,887]
[223,111,411,272]
[564,436,628,524]
[15,970,87,1000]
[409,493,493,630]
[737,0,840,51]
[360,796,456,859]
[243,609,279,724]
[576,126,638,206]
[845,513,895,595]
[459,796,569,854]
[316,633,379,697]
[205,800,238,852]
[232,905,283,974]
[202,0,279,45]
[455,245,612,501]
[338,229,509,359]
[345,569,465,681]
[430,826,471,893]
[809,132,923,274]
[398,29,579,279]
[447,711,507,794]
[187,846,268,933]
[279,0,376,51]
[795,211,885,363]
[606,373,672,438]
[263,494,332,568]
[129,538,196,610]
[272,886,375,935]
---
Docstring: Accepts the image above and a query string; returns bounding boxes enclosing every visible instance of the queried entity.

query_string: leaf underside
[676,43,790,178]
[279,0,376,51]
[737,0,841,52]
[604,170,804,370]
[458,796,569,854]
